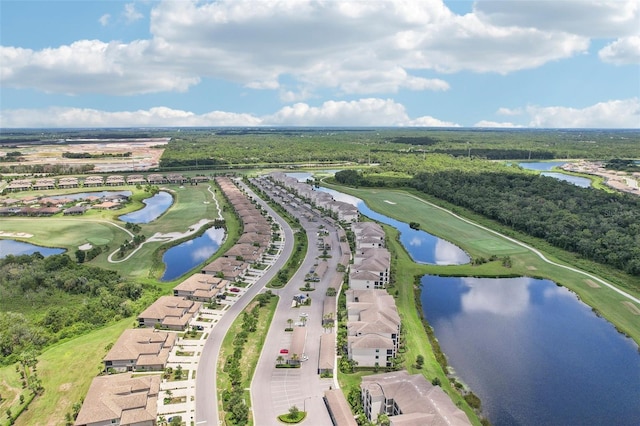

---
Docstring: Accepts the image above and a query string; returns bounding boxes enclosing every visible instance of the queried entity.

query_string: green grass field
[0,318,133,426]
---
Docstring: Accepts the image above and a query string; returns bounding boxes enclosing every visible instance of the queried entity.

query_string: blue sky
[1,0,639,128]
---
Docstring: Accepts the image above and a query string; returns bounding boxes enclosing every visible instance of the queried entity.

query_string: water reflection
[161,227,225,281]
[119,191,173,224]
[421,275,640,426]
[318,187,469,265]
[0,239,65,258]
[48,190,132,200]
[541,172,591,188]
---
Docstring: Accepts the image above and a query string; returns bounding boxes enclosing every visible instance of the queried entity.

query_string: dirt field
[0,138,169,172]
[561,161,639,196]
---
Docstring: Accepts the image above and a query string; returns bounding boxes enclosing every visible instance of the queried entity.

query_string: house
[106,175,125,186]
[32,178,56,190]
[6,179,31,192]
[126,174,146,185]
[137,296,202,330]
[83,176,105,187]
[63,205,88,215]
[58,177,79,188]
[167,174,188,184]
[103,329,176,372]
[201,257,249,281]
[360,371,471,425]
[74,373,160,426]
[173,273,227,301]
[146,174,167,185]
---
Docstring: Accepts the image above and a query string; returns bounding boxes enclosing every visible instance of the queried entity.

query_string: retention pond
[420,275,640,425]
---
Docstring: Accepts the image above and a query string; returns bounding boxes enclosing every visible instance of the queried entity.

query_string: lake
[161,226,226,281]
[518,162,592,188]
[420,275,640,425]
[0,239,65,258]
[119,191,173,223]
[318,187,469,265]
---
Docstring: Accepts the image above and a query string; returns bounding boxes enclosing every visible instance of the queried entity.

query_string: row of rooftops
[267,172,359,222]
[200,177,273,279]
[4,173,209,193]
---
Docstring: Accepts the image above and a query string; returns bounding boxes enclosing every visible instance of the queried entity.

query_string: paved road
[250,180,341,425]
[195,180,295,426]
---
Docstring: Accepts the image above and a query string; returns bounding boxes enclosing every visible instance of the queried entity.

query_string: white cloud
[0,40,200,95]
[0,0,600,96]
[0,98,459,128]
[123,3,144,23]
[99,14,111,27]
[474,120,522,128]
[408,115,460,127]
[599,36,640,65]
[524,98,640,128]
[474,0,639,38]
[497,107,523,116]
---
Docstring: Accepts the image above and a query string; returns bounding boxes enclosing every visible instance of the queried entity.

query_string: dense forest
[156,128,640,169]
[0,253,154,365]
[410,172,640,276]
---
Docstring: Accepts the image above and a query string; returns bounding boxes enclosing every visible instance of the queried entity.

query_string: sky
[0,0,639,128]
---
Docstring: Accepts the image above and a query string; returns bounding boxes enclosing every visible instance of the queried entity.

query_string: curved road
[195,181,295,426]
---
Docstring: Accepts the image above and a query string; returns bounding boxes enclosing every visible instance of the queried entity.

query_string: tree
[276,355,284,365]
[289,405,300,419]
[416,354,424,369]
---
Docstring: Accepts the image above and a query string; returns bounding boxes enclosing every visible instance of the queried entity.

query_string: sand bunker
[584,279,601,288]
[78,243,93,251]
[0,231,33,238]
[621,301,640,315]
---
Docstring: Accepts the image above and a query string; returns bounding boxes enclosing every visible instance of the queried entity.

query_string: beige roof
[137,296,201,325]
[289,326,307,360]
[104,329,175,365]
[349,334,394,349]
[174,273,223,293]
[361,371,471,426]
[324,389,358,426]
[319,333,335,370]
[74,374,160,426]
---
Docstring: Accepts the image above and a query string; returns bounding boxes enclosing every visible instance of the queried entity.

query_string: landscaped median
[216,292,278,426]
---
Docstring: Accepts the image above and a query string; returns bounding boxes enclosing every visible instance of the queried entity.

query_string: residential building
[74,373,160,426]
[103,329,176,372]
[360,371,471,426]
[137,296,202,330]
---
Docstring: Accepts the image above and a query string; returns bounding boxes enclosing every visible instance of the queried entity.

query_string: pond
[119,191,173,224]
[161,227,226,281]
[0,239,65,258]
[285,171,341,182]
[420,275,640,426]
[318,187,469,265]
[518,162,592,188]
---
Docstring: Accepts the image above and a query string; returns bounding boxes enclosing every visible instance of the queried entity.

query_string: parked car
[230,287,240,293]
[280,349,289,354]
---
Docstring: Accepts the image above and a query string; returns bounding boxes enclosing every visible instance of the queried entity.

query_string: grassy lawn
[5,318,133,426]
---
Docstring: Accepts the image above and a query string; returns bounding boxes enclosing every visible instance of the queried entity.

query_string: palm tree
[276,355,284,365]
[287,318,293,329]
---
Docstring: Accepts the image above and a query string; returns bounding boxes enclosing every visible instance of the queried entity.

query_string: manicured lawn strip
[8,318,133,426]
[329,184,640,344]
[383,225,483,425]
[216,295,279,426]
